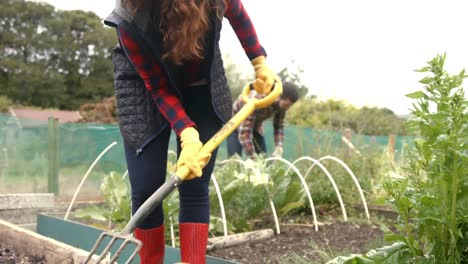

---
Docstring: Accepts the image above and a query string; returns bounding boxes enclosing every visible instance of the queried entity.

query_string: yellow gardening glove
[177,127,211,180]
[251,55,279,94]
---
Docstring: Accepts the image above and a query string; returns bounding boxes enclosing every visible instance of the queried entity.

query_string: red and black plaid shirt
[117,0,266,136]
[233,91,285,158]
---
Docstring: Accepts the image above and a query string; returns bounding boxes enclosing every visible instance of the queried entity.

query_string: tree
[0,96,12,112]
[0,0,117,109]
[286,97,409,135]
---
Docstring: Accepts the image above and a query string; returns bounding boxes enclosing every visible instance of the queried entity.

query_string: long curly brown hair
[123,0,225,65]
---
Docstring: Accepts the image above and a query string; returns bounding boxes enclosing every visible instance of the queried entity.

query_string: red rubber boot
[134,225,165,264]
[179,222,209,264]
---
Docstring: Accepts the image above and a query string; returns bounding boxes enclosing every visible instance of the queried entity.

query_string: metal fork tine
[84,231,142,264]
[95,235,117,262]
[108,237,130,263]
[108,234,142,264]
[84,232,107,263]
[110,240,128,263]
[124,245,141,264]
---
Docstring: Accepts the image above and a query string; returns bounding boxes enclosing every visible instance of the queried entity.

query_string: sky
[31,0,468,115]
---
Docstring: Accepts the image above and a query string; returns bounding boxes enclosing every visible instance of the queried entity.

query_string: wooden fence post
[48,117,59,195]
[388,134,396,161]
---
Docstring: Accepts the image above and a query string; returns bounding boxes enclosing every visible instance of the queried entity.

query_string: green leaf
[278,201,305,216]
[74,171,131,231]
[406,91,428,99]
[326,242,411,264]
[418,76,434,85]
[384,233,408,244]
[366,242,410,261]
[74,207,107,222]
[415,66,432,73]
[326,254,375,264]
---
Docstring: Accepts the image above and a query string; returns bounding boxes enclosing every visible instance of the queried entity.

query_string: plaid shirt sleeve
[273,110,285,147]
[238,114,256,158]
[117,27,195,136]
[225,0,267,60]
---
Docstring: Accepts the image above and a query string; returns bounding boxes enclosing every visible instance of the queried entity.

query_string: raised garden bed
[0,219,93,263]
[36,213,236,264]
[1,193,390,263]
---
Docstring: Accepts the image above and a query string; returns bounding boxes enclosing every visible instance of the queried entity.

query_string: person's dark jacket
[104,1,232,154]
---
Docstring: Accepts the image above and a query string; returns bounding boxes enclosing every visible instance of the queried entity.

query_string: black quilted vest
[104,1,232,154]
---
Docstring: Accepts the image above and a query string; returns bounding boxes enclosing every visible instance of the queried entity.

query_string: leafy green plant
[209,154,308,234]
[327,54,468,264]
[210,156,270,232]
[285,125,399,207]
[326,242,412,264]
[0,96,12,112]
[384,53,467,263]
[75,157,181,244]
[74,171,131,231]
[267,160,307,218]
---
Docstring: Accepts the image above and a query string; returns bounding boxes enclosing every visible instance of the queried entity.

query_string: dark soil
[0,223,380,264]
[0,246,47,264]
[0,204,384,264]
[208,221,383,264]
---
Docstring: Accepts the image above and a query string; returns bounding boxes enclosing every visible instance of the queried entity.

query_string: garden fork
[83,82,282,263]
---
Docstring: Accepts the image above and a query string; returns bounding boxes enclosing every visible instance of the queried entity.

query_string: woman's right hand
[177,127,211,180]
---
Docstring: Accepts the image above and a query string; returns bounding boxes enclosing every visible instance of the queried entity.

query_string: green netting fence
[0,114,414,199]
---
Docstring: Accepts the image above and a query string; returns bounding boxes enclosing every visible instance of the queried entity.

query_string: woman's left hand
[251,55,279,94]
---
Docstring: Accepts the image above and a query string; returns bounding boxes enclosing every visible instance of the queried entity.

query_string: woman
[104,0,277,263]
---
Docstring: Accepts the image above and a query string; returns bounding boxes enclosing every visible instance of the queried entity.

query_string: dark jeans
[226,129,267,158]
[123,85,222,229]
